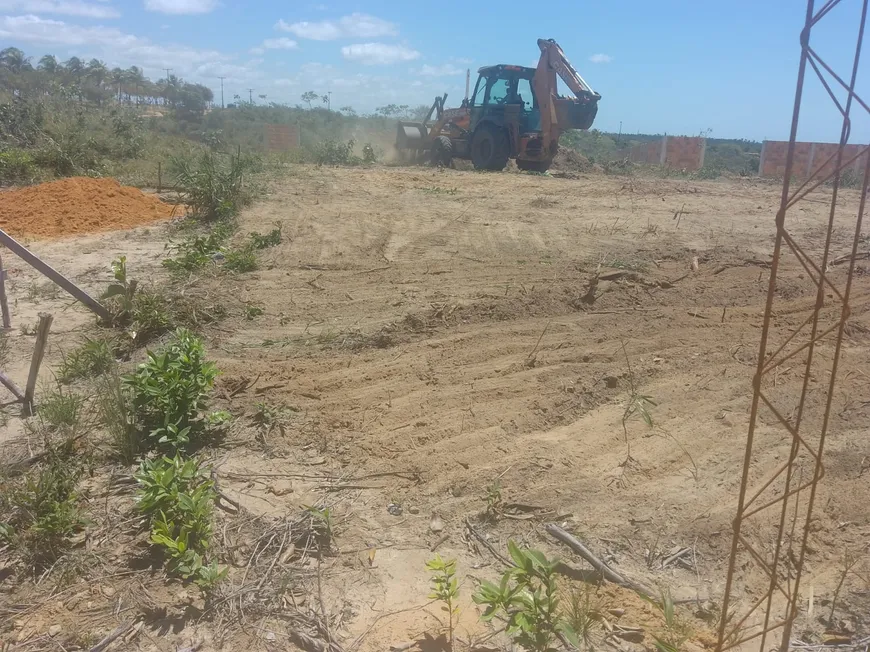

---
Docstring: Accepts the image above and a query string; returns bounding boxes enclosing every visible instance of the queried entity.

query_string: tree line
[0,47,214,116]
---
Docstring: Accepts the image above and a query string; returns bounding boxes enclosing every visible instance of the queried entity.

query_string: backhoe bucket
[396,121,430,151]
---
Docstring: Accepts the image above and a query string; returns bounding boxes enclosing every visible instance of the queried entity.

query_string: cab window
[472,76,487,106]
[486,77,511,105]
[516,78,535,111]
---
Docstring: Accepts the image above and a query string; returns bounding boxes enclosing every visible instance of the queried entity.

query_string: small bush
[314,138,359,166]
[28,385,91,442]
[223,244,257,273]
[162,221,234,275]
[0,148,36,183]
[249,224,282,249]
[474,542,579,651]
[0,451,86,567]
[362,143,376,164]
[172,150,251,221]
[135,454,225,587]
[124,328,222,455]
[97,371,138,465]
[59,337,115,383]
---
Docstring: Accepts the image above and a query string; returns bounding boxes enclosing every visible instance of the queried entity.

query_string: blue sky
[1,0,868,142]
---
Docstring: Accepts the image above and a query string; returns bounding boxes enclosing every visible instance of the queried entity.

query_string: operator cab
[471,65,541,132]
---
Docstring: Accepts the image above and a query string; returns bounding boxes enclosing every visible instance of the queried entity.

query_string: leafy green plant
[163,228,229,274]
[124,328,221,454]
[427,555,460,649]
[0,148,36,182]
[224,244,257,273]
[0,451,86,567]
[59,337,115,383]
[303,504,334,551]
[172,150,250,221]
[314,138,359,166]
[135,454,225,588]
[249,224,282,249]
[362,143,376,164]
[484,479,503,521]
[244,303,264,320]
[102,256,138,322]
[473,542,577,652]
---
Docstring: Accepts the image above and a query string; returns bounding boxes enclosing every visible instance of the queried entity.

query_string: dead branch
[545,523,655,598]
[89,620,136,652]
[464,518,512,567]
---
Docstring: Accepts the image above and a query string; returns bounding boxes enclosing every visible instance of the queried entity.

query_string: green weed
[28,385,91,441]
[124,328,223,455]
[0,451,87,568]
[224,244,257,273]
[244,304,264,320]
[59,337,115,383]
[473,542,578,651]
[96,371,138,464]
[313,138,359,166]
[426,555,460,649]
[642,589,690,652]
[172,150,251,221]
[135,454,225,588]
[249,224,282,249]
[484,479,503,521]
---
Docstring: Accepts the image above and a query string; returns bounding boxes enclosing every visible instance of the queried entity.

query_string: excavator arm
[533,38,601,155]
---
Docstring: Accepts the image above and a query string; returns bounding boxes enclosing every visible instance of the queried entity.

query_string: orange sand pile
[0,177,177,239]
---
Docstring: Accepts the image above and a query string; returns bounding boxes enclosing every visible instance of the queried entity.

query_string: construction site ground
[2,165,869,651]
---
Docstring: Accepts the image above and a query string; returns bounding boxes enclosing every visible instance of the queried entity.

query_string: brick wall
[760,140,868,179]
[664,136,706,171]
[622,136,706,171]
[264,124,300,151]
[627,139,664,165]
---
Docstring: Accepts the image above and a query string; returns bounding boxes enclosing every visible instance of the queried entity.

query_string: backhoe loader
[395,39,600,172]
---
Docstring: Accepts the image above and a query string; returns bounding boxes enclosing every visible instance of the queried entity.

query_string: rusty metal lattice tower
[717,0,869,650]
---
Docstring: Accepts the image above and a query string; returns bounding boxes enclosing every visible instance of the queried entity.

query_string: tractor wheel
[516,159,551,173]
[471,124,510,171]
[431,136,453,167]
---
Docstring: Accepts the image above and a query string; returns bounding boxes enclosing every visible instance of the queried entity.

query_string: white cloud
[416,63,462,77]
[0,0,119,18]
[262,36,297,50]
[341,42,419,65]
[589,53,612,64]
[0,14,258,83]
[276,12,396,40]
[411,80,422,87]
[249,46,264,54]
[144,0,215,15]
[274,78,295,86]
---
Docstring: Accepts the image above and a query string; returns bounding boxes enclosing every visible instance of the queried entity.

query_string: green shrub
[124,328,224,455]
[163,221,234,275]
[0,451,86,567]
[473,542,579,651]
[97,371,138,464]
[59,337,116,383]
[134,454,225,587]
[249,224,282,249]
[0,148,35,182]
[314,138,359,166]
[172,150,250,221]
[223,244,257,273]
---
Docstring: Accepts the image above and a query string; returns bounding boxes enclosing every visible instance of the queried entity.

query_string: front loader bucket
[396,121,430,151]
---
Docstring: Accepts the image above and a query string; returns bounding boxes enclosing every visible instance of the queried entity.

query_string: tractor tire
[471,124,510,171]
[516,159,551,173]
[431,136,453,167]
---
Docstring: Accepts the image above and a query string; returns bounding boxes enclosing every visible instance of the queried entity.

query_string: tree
[339,105,356,116]
[0,47,32,73]
[37,54,59,74]
[301,90,318,109]
[86,59,108,87]
[258,94,267,102]
[64,56,84,80]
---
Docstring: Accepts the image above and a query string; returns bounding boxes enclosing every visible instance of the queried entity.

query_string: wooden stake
[0,249,10,329]
[23,312,52,415]
[0,371,24,402]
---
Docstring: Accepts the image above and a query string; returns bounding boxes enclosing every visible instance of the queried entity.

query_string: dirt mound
[0,177,177,239]
[551,148,591,172]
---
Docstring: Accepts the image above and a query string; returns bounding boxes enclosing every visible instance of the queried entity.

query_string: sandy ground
[1,166,868,651]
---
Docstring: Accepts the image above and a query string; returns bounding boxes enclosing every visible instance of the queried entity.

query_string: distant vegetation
[2,44,762,186]
[560,129,762,176]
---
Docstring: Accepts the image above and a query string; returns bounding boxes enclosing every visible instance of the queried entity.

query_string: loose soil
[1,166,868,652]
[0,176,177,239]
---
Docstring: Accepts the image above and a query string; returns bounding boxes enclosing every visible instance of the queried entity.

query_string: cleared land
[2,166,869,651]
